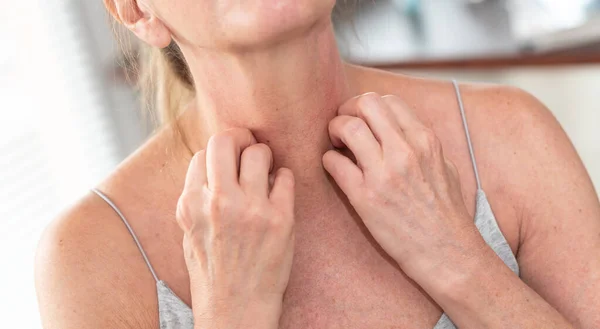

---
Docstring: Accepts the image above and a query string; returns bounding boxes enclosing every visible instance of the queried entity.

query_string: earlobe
[106,0,172,49]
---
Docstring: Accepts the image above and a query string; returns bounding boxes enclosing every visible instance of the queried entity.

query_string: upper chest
[140,172,516,328]
[147,183,447,328]
[278,188,446,328]
[116,83,522,327]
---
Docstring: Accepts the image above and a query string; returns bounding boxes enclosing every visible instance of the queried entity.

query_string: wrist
[402,228,493,298]
[194,300,283,329]
[426,244,501,316]
[431,246,491,301]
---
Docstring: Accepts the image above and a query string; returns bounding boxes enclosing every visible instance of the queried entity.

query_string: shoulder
[351,64,564,169]
[457,80,555,135]
[35,126,190,329]
[352,64,566,186]
[348,64,555,137]
[352,64,592,237]
[351,63,548,117]
[35,192,160,329]
[450,81,577,202]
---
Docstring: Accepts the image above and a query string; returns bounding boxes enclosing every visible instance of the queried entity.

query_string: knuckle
[343,117,368,136]
[244,201,292,233]
[419,184,437,206]
[246,203,267,222]
[176,192,198,230]
[402,147,420,166]
[267,215,288,232]
[380,165,401,185]
[177,190,192,208]
[356,92,382,113]
[245,205,284,232]
[208,190,232,215]
[416,128,441,155]
[419,127,437,144]
[364,187,383,206]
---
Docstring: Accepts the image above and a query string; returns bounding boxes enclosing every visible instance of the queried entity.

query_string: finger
[239,143,273,196]
[328,115,381,170]
[184,150,207,191]
[338,92,405,143]
[269,168,295,214]
[381,95,425,132]
[206,128,257,191]
[322,150,363,197]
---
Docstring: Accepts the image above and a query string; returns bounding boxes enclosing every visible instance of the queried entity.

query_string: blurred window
[0,2,120,328]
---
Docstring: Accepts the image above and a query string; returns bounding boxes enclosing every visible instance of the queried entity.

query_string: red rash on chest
[276,184,444,329]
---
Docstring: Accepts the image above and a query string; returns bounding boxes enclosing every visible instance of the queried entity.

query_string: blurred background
[1,0,599,327]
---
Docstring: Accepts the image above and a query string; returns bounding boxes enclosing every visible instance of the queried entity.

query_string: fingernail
[364,93,382,110]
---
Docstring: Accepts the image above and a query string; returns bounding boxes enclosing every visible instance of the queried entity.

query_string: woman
[35,0,600,328]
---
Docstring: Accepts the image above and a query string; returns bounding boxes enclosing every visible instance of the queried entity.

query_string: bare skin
[36,1,600,328]
[36,65,600,329]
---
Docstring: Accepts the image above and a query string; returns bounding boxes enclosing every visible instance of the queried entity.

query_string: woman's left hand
[323,93,486,283]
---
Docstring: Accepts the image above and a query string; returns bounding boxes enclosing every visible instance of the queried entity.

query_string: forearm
[421,244,574,329]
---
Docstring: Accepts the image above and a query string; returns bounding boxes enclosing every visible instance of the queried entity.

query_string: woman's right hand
[176,128,296,329]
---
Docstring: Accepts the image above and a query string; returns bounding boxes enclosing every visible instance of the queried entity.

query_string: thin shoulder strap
[452,80,482,190]
[91,188,160,283]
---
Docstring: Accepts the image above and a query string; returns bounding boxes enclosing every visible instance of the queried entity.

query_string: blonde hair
[138,42,194,126]
[113,17,194,141]
[113,21,195,153]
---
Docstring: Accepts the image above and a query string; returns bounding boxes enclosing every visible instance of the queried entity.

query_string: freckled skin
[36,1,600,328]
[37,67,600,329]
[280,191,443,328]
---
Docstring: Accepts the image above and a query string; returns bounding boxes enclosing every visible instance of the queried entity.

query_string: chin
[218,0,336,48]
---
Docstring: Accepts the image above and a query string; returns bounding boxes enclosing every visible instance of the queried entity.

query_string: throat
[180,20,354,175]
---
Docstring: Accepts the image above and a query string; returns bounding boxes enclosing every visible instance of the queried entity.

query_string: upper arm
[35,195,159,329]
[480,86,600,328]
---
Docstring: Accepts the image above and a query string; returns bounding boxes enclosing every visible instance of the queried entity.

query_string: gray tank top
[92,80,519,329]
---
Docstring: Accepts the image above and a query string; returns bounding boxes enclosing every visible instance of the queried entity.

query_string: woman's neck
[180,20,354,173]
